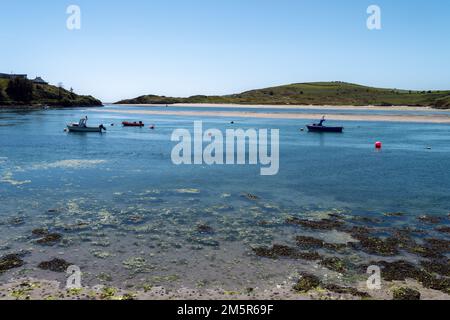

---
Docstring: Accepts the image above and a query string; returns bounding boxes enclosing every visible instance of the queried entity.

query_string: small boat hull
[122,122,145,127]
[307,125,343,133]
[67,125,104,133]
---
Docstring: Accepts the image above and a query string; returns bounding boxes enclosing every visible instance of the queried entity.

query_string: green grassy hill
[116,82,450,109]
[0,78,102,108]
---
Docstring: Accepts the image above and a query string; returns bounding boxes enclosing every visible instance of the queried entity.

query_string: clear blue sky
[1,0,449,102]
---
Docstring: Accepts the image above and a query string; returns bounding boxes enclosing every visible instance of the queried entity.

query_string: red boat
[122,121,144,127]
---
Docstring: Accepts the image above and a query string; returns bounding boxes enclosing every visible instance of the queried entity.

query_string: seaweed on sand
[295,236,324,249]
[349,234,399,256]
[122,257,155,274]
[323,284,371,298]
[293,273,371,298]
[366,260,450,294]
[36,233,62,245]
[286,217,344,230]
[297,252,322,261]
[38,258,71,273]
[320,257,347,273]
[405,238,450,260]
[423,238,450,254]
[0,254,24,273]
[295,236,347,252]
[420,260,450,277]
[252,245,298,259]
[404,243,446,260]
[370,261,420,282]
[392,287,421,300]
[293,273,321,293]
[252,244,321,261]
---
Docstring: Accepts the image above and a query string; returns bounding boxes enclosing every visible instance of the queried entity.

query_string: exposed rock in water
[9,217,25,226]
[417,215,444,224]
[293,273,321,293]
[32,228,49,237]
[383,212,405,217]
[392,287,421,300]
[0,254,24,272]
[197,224,214,234]
[352,216,382,224]
[36,233,62,245]
[242,193,259,201]
[38,258,71,273]
[286,217,344,230]
[436,226,450,234]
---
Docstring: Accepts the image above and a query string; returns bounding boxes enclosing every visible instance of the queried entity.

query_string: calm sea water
[1,105,449,290]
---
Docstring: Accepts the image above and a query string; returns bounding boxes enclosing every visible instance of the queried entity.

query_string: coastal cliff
[0,78,102,108]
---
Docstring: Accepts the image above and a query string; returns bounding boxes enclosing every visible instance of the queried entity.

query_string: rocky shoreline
[0,277,448,300]
[1,206,449,300]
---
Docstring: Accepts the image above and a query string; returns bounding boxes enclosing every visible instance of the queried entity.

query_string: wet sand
[96,107,450,124]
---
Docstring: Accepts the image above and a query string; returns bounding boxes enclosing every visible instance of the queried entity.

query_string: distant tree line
[6,78,34,102]
[0,88,7,102]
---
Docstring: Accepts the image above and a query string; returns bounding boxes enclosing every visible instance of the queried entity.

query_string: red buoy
[375,141,382,149]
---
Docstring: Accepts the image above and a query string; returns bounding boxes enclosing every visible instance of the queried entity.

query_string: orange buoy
[375,141,382,149]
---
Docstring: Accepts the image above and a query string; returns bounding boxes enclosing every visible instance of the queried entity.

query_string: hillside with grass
[0,78,102,108]
[116,82,450,109]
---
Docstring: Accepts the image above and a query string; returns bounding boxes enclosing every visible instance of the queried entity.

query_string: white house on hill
[32,77,48,85]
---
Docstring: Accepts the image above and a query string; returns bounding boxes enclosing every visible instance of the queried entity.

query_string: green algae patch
[392,287,421,300]
[293,274,321,293]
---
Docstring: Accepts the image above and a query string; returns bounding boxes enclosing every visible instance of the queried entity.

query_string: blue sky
[1,0,449,102]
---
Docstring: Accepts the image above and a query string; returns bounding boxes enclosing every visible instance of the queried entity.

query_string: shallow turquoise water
[0,105,449,290]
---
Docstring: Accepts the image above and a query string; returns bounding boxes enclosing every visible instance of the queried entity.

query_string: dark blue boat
[307,116,343,133]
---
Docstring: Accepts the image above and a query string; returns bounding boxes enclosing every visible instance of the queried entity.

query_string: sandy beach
[97,106,450,124]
